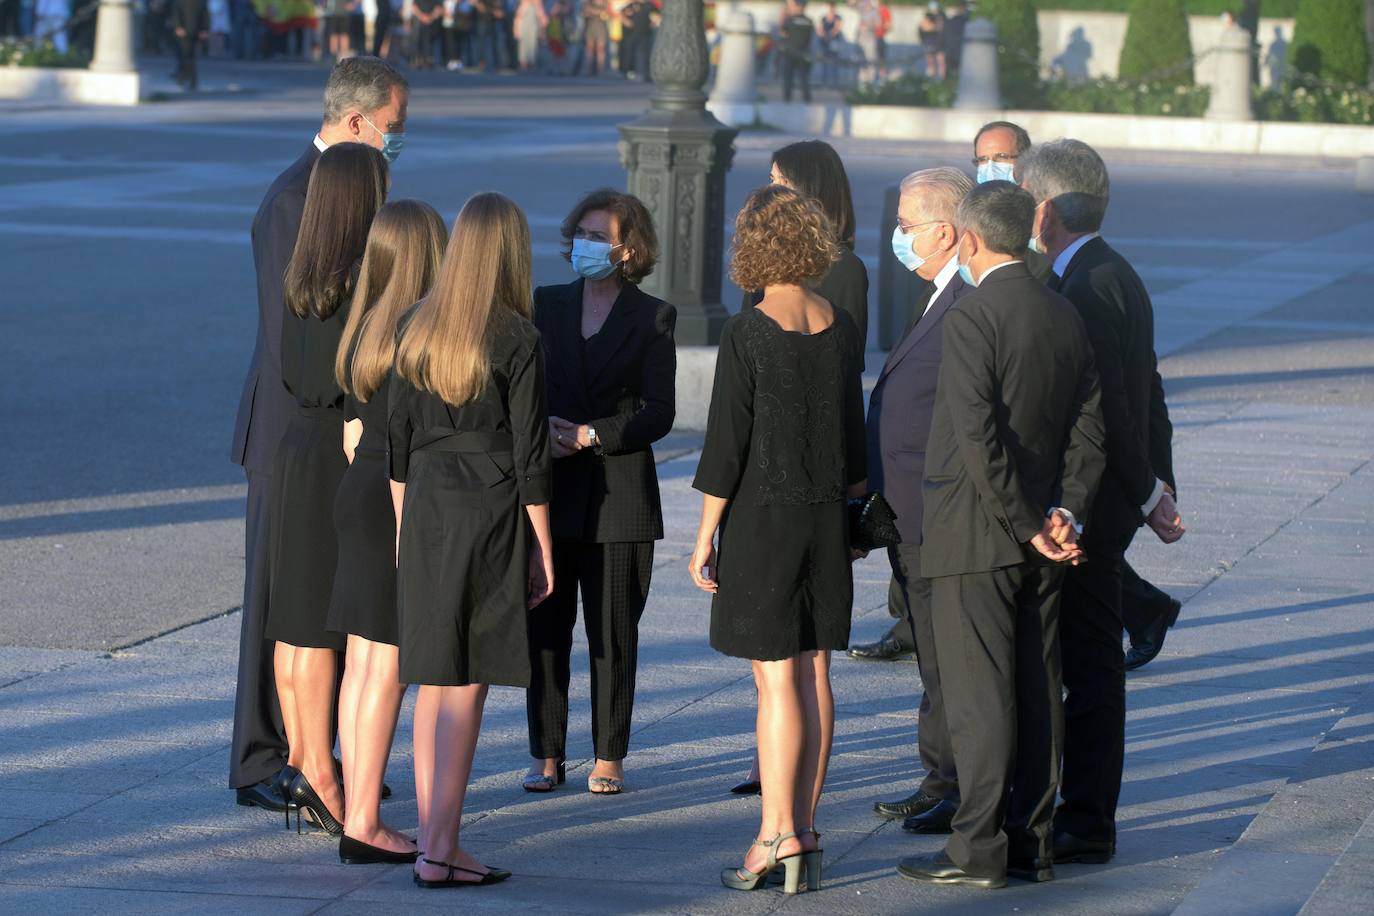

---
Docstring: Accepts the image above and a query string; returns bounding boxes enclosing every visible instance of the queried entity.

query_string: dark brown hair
[558,188,659,285]
[285,144,389,320]
[729,185,839,292]
[770,140,856,250]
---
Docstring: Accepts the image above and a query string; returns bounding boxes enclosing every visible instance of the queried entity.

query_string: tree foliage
[1119,0,1195,87]
[1288,0,1370,85]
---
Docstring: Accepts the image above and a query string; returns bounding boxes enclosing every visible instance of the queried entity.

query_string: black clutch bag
[848,492,901,552]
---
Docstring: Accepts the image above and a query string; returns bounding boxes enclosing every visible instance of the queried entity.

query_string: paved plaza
[2,62,1374,913]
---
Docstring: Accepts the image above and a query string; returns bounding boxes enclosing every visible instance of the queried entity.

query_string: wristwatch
[586,425,598,447]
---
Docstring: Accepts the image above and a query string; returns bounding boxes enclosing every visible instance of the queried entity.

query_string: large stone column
[954,18,1000,110]
[90,0,138,73]
[1205,26,1255,121]
[619,0,738,348]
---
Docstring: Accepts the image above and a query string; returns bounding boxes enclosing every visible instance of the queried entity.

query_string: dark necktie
[1047,271,1064,293]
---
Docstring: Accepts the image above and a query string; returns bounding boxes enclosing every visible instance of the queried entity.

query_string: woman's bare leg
[343,638,412,851]
[274,642,301,770]
[795,650,833,851]
[744,657,804,873]
[292,645,343,822]
[415,684,491,881]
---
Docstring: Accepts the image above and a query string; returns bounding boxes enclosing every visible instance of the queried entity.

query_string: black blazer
[1055,237,1168,554]
[231,143,320,472]
[744,247,870,367]
[534,279,677,543]
[866,272,969,544]
[921,262,1107,578]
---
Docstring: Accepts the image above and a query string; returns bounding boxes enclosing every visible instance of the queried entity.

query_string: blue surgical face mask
[571,238,621,280]
[891,225,926,273]
[1028,234,1045,255]
[361,114,405,163]
[956,238,977,286]
[976,160,1016,184]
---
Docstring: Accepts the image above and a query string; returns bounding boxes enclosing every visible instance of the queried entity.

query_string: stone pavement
[3,66,1374,913]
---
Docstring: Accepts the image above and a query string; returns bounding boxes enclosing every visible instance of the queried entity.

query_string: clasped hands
[1030,509,1084,565]
[549,416,591,458]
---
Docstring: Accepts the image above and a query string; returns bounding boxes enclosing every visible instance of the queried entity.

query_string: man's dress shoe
[847,633,913,661]
[236,780,290,812]
[902,798,957,834]
[874,790,942,820]
[1125,597,1182,671]
[897,852,1006,889]
[1053,830,1115,864]
[1007,855,1055,882]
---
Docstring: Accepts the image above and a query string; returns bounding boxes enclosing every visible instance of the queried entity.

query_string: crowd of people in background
[4,1,975,91]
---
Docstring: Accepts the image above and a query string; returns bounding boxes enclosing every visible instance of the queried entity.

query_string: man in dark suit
[170,0,209,90]
[866,167,973,833]
[1019,139,1185,863]
[229,56,409,812]
[898,181,1106,889]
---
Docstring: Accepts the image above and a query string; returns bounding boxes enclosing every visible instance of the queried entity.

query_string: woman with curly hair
[690,185,868,895]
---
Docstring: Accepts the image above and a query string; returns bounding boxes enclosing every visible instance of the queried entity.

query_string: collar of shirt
[924,254,961,316]
[977,259,1022,284]
[1051,232,1100,280]
[313,134,329,153]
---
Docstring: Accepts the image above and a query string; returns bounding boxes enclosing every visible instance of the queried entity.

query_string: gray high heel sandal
[767,826,823,890]
[720,832,804,892]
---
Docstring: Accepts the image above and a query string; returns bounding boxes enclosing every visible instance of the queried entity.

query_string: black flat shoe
[729,779,762,795]
[846,633,913,661]
[236,780,290,813]
[334,757,391,799]
[289,771,344,837]
[339,834,419,864]
[902,798,957,834]
[413,858,511,888]
[1053,830,1115,864]
[1125,597,1182,671]
[874,789,941,820]
[897,852,1006,889]
[1007,855,1055,882]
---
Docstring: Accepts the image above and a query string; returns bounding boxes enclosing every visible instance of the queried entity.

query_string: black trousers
[932,562,1065,877]
[782,56,812,102]
[889,543,957,802]
[1121,558,1175,644]
[526,540,654,761]
[175,36,198,89]
[1057,552,1127,843]
[229,469,287,788]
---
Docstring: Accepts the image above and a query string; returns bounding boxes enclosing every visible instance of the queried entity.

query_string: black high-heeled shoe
[339,833,419,864]
[274,765,300,829]
[288,770,344,836]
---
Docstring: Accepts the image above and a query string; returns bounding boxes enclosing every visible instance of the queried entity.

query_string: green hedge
[0,39,89,68]
[1119,0,1194,87]
[1288,0,1370,86]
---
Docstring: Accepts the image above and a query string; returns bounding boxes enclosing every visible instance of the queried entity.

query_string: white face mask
[976,160,1016,184]
[571,238,621,280]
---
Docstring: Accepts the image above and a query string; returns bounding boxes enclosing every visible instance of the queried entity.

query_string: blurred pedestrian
[172,0,210,89]
[919,1,943,80]
[389,192,554,889]
[523,189,675,797]
[780,0,813,103]
[582,0,609,76]
[816,2,842,87]
[34,0,69,52]
[694,184,866,895]
[513,0,546,72]
[329,199,447,866]
[411,0,442,68]
[942,0,967,75]
[851,0,878,84]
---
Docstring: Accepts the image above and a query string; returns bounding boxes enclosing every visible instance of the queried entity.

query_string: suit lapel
[544,281,589,415]
[1058,236,1105,287]
[583,284,639,388]
[878,274,965,384]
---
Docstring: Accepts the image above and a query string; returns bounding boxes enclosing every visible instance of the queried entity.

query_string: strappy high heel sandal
[413,858,512,888]
[767,826,823,890]
[522,759,566,793]
[288,770,344,836]
[721,832,804,893]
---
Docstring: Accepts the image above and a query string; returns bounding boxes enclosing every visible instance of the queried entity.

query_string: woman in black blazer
[524,189,676,795]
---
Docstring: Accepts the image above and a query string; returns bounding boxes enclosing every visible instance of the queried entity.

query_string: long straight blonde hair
[394,192,533,406]
[335,200,448,401]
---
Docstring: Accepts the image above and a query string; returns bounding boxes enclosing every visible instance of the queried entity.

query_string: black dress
[743,247,870,368]
[693,307,867,661]
[264,303,349,652]
[388,310,552,687]
[325,376,398,646]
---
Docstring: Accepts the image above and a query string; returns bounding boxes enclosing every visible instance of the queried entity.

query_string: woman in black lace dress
[691,186,867,895]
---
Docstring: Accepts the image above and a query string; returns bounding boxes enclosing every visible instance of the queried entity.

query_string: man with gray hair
[899,181,1105,889]
[228,56,409,813]
[1019,138,1184,865]
[866,167,973,835]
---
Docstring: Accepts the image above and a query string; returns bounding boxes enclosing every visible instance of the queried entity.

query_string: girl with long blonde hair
[324,200,448,865]
[387,192,555,888]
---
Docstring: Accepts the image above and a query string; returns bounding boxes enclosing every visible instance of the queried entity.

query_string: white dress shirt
[923,255,961,318]
[313,134,329,153]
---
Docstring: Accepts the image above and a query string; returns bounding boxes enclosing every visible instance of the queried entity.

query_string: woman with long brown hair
[388,192,555,888]
[326,200,447,864]
[265,143,388,835]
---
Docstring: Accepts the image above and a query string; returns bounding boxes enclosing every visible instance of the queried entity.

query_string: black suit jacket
[866,272,969,544]
[231,144,319,473]
[534,280,677,543]
[1055,237,1168,554]
[921,262,1107,578]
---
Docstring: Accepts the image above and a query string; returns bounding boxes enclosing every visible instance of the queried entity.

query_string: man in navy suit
[867,167,974,833]
[229,56,409,811]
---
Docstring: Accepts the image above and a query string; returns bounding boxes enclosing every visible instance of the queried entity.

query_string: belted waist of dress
[411,429,514,454]
[296,404,341,418]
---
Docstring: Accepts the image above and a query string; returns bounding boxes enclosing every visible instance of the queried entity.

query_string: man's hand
[1147,491,1185,544]
[1047,509,1079,551]
[1030,517,1084,565]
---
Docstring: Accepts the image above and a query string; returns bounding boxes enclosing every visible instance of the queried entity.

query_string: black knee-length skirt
[265,408,348,651]
[326,446,398,645]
